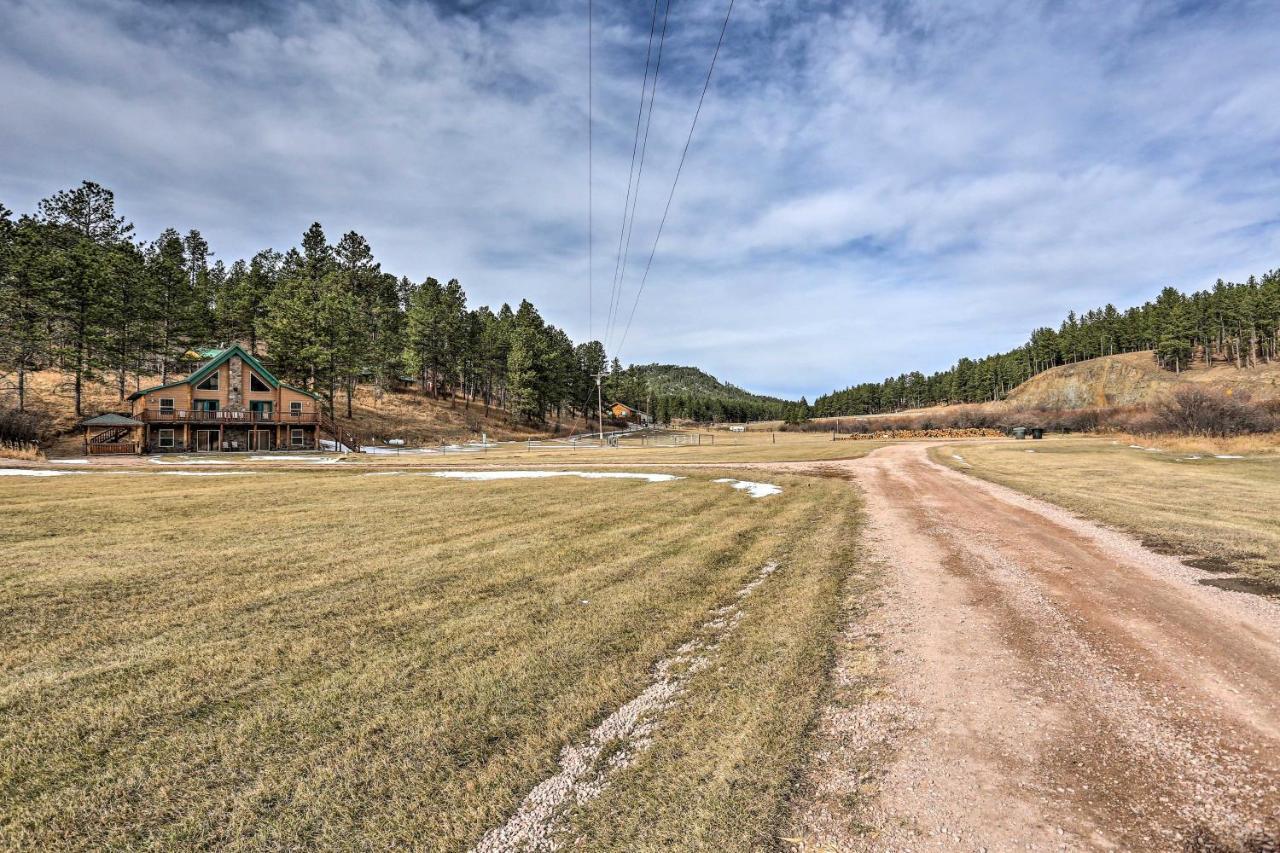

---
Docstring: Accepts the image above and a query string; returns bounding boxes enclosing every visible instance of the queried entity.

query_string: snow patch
[247,455,340,464]
[712,478,782,498]
[150,457,231,465]
[51,459,90,465]
[0,468,84,477]
[430,470,680,484]
[1214,455,1245,460]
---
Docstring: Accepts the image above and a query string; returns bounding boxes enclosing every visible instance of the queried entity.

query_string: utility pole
[593,371,606,446]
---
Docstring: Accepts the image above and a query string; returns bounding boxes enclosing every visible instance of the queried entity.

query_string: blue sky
[2,0,1279,399]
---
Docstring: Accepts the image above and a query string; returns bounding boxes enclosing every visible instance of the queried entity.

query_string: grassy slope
[932,438,1280,585]
[0,469,862,850]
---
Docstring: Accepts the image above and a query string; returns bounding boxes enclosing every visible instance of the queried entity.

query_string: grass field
[933,438,1280,586]
[362,432,886,467]
[0,468,864,850]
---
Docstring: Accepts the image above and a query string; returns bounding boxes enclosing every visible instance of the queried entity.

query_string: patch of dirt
[788,443,1280,851]
[1185,555,1241,574]
[1198,577,1280,600]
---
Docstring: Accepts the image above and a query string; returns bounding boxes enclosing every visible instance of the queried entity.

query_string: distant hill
[608,363,801,423]
[630,364,793,405]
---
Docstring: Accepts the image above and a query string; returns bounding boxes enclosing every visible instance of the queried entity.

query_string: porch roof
[81,414,143,427]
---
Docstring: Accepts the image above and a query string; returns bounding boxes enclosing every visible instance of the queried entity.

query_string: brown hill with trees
[1004,351,1280,410]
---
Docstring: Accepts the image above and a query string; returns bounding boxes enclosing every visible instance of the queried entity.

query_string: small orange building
[608,402,652,424]
[114,344,325,453]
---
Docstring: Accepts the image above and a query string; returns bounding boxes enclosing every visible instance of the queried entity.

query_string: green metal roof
[128,345,319,401]
[82,413,143,427]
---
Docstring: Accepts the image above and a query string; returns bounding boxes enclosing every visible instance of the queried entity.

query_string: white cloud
[1,0,1278,399]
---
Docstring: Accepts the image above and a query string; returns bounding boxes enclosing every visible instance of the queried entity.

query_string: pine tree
[37,182,133,415]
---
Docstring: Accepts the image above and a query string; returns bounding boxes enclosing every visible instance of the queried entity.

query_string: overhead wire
[614,0,735,361]
[587,0,593,341]
[607,0,672,353]
[604,0,663,348]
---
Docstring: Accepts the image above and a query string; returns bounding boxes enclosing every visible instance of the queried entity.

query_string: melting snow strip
[149,457,232,465]
[50,459,90,464]
[712,478,782,498]
[0,469,86,477]
[473,562,781,853]
[1214,455,1245,459]
[247,456,340,463]
[429,470,680,484]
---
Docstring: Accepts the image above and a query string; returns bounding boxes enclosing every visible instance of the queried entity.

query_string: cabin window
[250,372,270,393]
[158,429,175,448]
[157,397,175,415]
[250,400,273,417]
[196,399,219,412]
[290,401,303,417]
[195,372,219,391]
[290,428,305,447]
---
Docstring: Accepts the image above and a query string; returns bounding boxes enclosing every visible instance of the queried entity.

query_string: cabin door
[195,430,217,452]
[250,429,272,451]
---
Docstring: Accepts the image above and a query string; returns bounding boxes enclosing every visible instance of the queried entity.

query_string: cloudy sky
[3,0,1279,399]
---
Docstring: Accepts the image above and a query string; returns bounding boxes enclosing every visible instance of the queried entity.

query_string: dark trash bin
[1030,428,1044,440]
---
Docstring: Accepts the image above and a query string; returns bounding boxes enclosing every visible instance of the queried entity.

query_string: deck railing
[139,409,320,425]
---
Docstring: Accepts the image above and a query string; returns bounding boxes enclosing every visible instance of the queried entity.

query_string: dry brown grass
[932,437,1280,585]
[1112,431,1280,456]
[353,432,891,467]
[0,468,863,850]
[0,445,42,461]
[337,386,595,445]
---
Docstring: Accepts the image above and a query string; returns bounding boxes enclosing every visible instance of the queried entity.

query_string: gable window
[157,397,175,415]
[290,428,305,447]
[158,429,175,449]
[195,372,219,391]
[250,372,270,393]
[290,401,303,417]
[196,399,219,413]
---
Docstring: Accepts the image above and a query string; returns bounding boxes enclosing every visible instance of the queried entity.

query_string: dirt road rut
[792,443,1280,851]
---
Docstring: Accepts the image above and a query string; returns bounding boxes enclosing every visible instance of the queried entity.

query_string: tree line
[601,362,803,424]
[813,272,1280,417]
[0,181,626,423]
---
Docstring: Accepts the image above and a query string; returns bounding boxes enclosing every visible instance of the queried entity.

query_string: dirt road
[791,443,1280,851]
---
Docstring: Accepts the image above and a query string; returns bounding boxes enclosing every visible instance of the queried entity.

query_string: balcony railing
[139,408,320,425]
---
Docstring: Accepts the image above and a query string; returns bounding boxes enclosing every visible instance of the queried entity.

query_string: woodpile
[837,428,1004,441]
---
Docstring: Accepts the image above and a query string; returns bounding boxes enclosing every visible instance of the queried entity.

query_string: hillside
[8,370,588,456]
[629,364,793,405]
[1005,351,1280,409]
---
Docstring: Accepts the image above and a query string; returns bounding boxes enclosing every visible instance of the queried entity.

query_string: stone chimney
[227,355,244,411]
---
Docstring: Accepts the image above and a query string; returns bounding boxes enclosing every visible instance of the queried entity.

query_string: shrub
[0,408,46,444]
[1153,387,1273,437]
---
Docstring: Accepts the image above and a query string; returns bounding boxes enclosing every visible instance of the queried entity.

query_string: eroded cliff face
[1006,351,1280,410]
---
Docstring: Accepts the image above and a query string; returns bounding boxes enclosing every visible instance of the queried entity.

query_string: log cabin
[97,344,326,453]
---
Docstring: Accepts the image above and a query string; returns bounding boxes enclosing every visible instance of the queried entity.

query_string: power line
[615,0,735,361]
[587,0,593,341]
[607,0,672,352]
[604,0,662,348]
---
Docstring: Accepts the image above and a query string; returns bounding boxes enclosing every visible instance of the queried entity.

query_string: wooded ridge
[814,271,1280,417]
[0,181,793,429]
